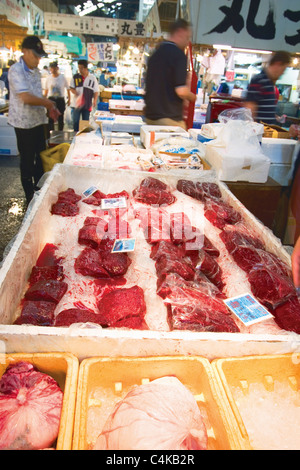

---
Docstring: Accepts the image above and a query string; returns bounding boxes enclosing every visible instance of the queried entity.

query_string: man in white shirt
[44,61,70,131]
[70,60,99,132]
[8,35,58,204]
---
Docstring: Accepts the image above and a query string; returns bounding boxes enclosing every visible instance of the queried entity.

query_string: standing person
[144,19,196,130]
[70,60,99,132]
[244,51,291,125]
[44,61,70,131]
[8,36,59,205]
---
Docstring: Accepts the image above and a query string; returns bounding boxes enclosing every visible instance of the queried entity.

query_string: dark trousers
[48,96,66,131]
[14,124,46,204]
[73,107,90,133]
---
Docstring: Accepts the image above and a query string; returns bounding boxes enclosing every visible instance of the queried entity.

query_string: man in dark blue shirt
[245,51,291,125]
[145,19,196,130]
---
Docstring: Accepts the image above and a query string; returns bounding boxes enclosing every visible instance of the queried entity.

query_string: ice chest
[140,125,189,148]
[212,353,300,450]
[72,356,245,450]
[0,352,79,450]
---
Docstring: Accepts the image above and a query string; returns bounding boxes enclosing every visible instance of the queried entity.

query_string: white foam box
[109,99,145,111]
[205,145,271,183]
[0,165,295,362]
[140,125,189,149]
[0,135,18,155]
[261,138,298,164]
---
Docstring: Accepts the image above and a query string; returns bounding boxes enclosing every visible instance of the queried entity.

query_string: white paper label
[101,197,127,210]
[112,238,136,253]
[224,293,273,326]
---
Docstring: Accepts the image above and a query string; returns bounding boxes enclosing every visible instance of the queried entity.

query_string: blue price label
[224,293,273,326]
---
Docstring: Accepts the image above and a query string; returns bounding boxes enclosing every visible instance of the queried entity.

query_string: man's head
[49,61,59,76]
[21,36,47,69]
[78,59,89,77]
[168,19,192,51]
[267,51,291,82]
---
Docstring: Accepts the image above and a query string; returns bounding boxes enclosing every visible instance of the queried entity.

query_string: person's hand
[292,236,300,288]
[49,106,61,123]
[67,98,70,106]
[289,124,300,139]
[45,98,56,111]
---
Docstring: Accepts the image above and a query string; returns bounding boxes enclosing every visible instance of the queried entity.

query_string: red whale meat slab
[155,256,195,282]
[55,188,81,204]
[78,218,108,249]
[97,285,147,328]
[75,248,110,278]
[28,265,64,286]
[24,280,68,304]
[14,301,56,326]
[273,297,300,334]
[248,268,296,309]
[82,189,106,205]
[51,188,81,217]
[54,308,101,326]
[168,305,239,333]
[133,177,176,206]
[170,212,195,245]
[150,240,185,262]
[0,362,63,450]
[204,199,242,229]
[102,252,131,277]
[195,250,224,289]
[177,179,222,201]
[220,224,264,253]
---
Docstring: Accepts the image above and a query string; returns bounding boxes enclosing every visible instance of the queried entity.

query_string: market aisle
[0,155,27,262]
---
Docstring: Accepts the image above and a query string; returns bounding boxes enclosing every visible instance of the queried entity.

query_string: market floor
[0,155,27,262]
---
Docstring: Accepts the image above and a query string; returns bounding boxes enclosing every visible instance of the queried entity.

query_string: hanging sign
[87,42,114,62]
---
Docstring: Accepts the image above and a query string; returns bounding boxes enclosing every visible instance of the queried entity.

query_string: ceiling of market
[59,0,141,19]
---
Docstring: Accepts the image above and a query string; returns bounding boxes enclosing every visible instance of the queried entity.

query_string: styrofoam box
[0,135,18,155]
[261,138,298,164]
[73,356,248,450]
[205,146,271,183]
[0,165,295,362]
[0,352,79,450]
[140,125,189,148]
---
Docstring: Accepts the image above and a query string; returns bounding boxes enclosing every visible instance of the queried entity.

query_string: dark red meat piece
[56,188,81,204]
[133,177,176,206]
[204,199,241,229]
[36,244,62,267]
[101,252,131,277]
[78,222,107,249]
[98,235,115,254]
[25,280,68,304]
[106,190,130,200]
[97,286,147,328]
[107,215,131,239]
[139,177,168,191]
[197,182,222,200]
[248,268,296,309]
[220,224,264,253]
[28,265,64,286]
[51,201,79,217]
[196,250,224,289]
[82,189,106,206]
[155,256,195,282]
[203,236,220,257]
[55,308,101,326]
[75,248,110,278]
[168,305,239,333]
[150,241,185,262]
[273,297,300,334]
[176,180,200,199]
[14,301,56,326]
[170,212,195,245]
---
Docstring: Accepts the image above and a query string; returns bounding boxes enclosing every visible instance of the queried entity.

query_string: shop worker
[44,61,70,131]
[70,60,99,133]
[144,19,196,130]
[8,36,59,205]
[244,51,291,125]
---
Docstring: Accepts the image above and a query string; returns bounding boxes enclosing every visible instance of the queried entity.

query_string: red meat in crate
[28,265,64,286]
[78,220,108,249]
[170,212,195,245]
[198,182,222,200]
[51,200,79,217]
[177,179,200,199]
[204,199,241,229]
[150,240,185,262]
[168,305,239,333]
[75,248,110,278]
[56,188,81,204]
[133,177,176,206]
[273,297,300,334]
[101,252,131,277]
[54,308,101,326]
[155,255,195,282]
[24,280,68,304]
[248,268,296,309]
[82,189,106,206]
[97,285,147,329]
[220,224,264,253]
[14,300,56,326]
[195,250,224,289]
[106,215,131,239]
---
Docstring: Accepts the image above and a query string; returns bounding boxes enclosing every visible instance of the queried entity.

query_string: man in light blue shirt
[8,36,58,204]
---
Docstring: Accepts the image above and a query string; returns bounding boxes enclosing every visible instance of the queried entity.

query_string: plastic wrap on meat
[24,280,68,304]
[177,180,222,202]
[0,362,63,450]
[96,285,147,328]
[155,255,195,282]
[75,248,110,278]
[51,200,79,217]
[14,301,56,326]
[150,240,185,262]
[94,376,207,450]
[204,199,242,229]
[220,224,264,253]
[195,251,224,289]
[248,268,296,309]
[168,305,239,332]
[170,212,195,245]
[28,265,64,286]
[177,179,201,199]
[198,182,222,200]
[106,190,130,200]
[144,216,171,244]
[54,308,101,327]
[273,297,300,334]
[133,177,176,206]
[157,273,225,301]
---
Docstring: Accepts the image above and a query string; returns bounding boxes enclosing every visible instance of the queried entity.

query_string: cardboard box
[262,123,290,139]
[73,356,245,450]
[0,352,79,450]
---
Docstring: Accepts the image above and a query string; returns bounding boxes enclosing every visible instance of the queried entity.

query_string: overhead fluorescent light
[213,44,272,54]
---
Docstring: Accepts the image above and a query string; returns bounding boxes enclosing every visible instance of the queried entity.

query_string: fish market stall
[0,165,299,362]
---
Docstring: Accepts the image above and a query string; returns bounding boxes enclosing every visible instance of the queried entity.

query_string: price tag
[101,197,127,210]
[112,239,136,253]
[224,293,273,326]
[83,186,98,198]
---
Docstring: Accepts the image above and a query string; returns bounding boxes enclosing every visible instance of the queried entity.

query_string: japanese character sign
[119,20,146,37]
[87,42,114,62]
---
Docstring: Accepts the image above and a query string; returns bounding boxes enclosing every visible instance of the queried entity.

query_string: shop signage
[194,0,300,53]
[0,0,44,33]
[87,42,114,62]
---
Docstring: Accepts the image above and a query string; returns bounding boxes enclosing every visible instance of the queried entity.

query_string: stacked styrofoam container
[0,115,18,156]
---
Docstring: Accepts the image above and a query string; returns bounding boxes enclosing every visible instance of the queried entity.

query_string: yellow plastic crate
[73,356,244,450]
[0,352,79,450]
[212,353,300,450]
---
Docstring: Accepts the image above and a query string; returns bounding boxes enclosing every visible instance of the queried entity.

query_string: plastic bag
[218,107,254,124]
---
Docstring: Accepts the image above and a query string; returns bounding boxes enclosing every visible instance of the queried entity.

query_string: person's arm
[18,92,55,110]
[244,101,258,121]
[93,91,99,108]
[175,85,196,102]
[292,236,300,288]
[43,87,48,98]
